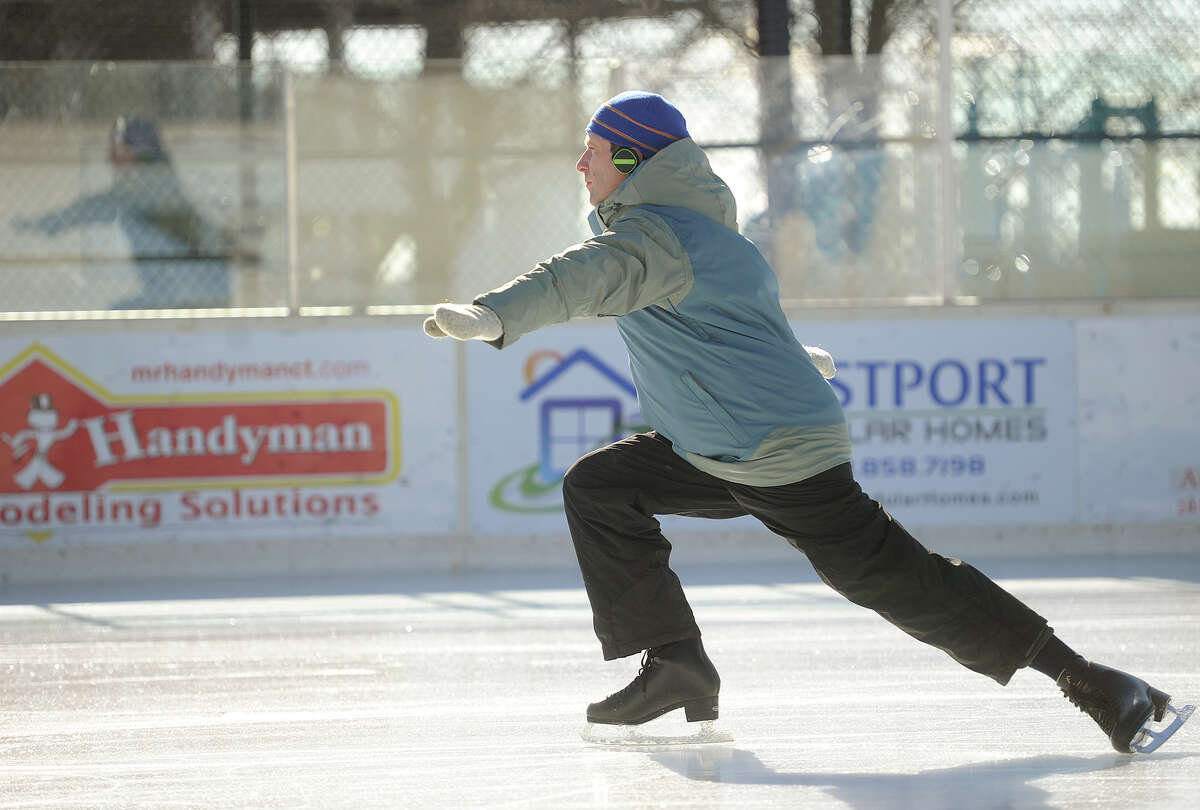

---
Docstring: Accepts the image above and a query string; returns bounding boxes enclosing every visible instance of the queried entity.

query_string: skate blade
[581,718,732,747]
[1131,703,1194,754]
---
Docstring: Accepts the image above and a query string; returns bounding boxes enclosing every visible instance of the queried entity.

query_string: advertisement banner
[813,318,1075,525]
[468,317,1076,533]
[1077,316,1200,524]
[0,327,457,546]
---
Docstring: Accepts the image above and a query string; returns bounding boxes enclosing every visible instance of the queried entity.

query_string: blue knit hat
[112,116,165,162]
[586,91,689,157]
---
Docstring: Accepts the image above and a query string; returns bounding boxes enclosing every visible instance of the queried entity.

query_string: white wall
[1,303,1197,586]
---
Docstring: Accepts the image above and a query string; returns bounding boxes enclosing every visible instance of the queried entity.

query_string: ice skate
[1057,662,1194,753]
[582,639,729,745]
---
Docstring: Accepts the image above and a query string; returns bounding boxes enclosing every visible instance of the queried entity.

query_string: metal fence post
[284,71,299,315]
[937,0,957,304]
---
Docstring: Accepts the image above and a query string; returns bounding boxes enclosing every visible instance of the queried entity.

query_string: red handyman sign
[0,345,398,495]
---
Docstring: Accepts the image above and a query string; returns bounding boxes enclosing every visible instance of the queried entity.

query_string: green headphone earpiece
[612,146,641,174]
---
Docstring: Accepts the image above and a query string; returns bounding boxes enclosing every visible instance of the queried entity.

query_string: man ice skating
[422,91,1192,753]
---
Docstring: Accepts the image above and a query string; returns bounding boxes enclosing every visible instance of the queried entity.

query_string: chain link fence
[952,0,1200,299]
[1,0,1198,314]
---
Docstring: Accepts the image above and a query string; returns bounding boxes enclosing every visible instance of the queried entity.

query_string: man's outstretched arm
[421,214,691,349]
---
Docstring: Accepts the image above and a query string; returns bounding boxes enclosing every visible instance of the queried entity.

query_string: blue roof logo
[489,348,642,514]
[520,349,637,482]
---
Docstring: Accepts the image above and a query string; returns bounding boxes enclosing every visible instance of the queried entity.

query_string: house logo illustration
[490,348,644,514]
[521,348,638,482]
[0,344,400,497]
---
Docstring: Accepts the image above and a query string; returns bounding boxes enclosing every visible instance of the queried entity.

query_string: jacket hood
[594,138,738,232]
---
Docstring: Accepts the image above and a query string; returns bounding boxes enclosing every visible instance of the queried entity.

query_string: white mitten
[804,345,836,379]
[422,303,503,341]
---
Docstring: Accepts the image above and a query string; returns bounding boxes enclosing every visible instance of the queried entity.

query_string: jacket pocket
[680,371,752,447]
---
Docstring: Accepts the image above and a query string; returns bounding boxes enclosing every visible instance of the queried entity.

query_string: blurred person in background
[422,91,1191,753]
[15,115,233,309]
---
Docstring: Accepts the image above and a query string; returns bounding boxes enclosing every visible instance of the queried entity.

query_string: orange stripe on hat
[589,118,658,153]
[603,104,680,140]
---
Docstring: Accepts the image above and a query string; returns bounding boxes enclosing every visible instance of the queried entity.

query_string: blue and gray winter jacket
[476,138,850,486]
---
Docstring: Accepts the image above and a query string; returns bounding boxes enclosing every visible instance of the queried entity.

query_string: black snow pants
[562,432,1054,685]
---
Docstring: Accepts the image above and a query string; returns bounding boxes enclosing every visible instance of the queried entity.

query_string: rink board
[0,324,458,549]
[466,313,1200,531]
[0,311,1197,581]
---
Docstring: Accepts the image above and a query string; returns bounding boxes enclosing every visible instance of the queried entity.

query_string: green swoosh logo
[490,463,564,514]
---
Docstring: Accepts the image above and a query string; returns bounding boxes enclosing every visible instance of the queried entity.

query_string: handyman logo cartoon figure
[4,393,79,490]
[0,344,399,538]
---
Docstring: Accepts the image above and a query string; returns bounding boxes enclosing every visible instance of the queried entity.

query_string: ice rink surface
[2,553,1198,809]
